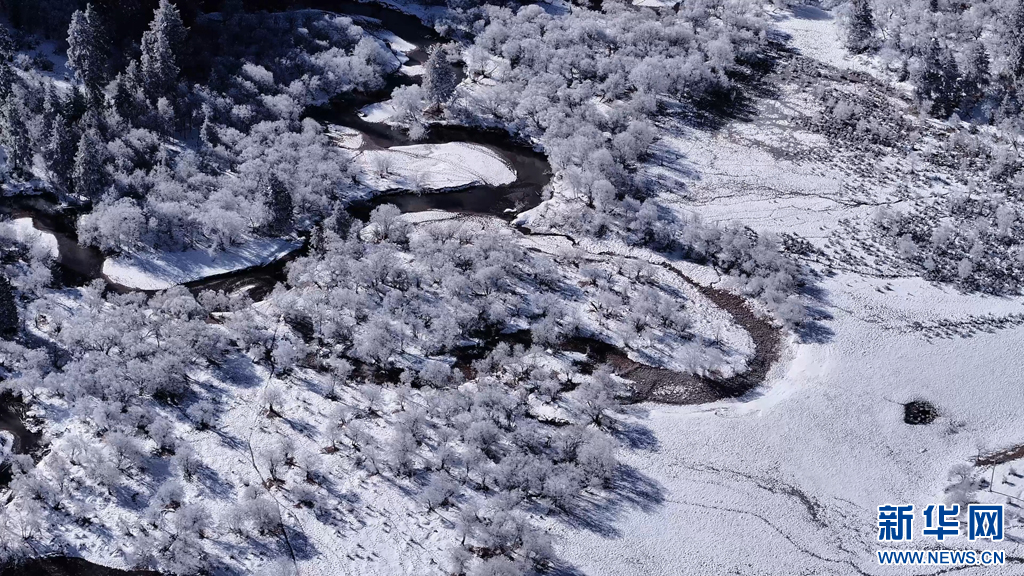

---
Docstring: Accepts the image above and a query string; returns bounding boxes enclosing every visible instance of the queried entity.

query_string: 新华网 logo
[875,503,1006,566]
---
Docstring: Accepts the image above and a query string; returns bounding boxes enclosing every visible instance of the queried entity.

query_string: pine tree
[199,106,218,148]
[914,38,961,117]
[960,41,990,104]
[847,0,876,54]
[0,23,14,62]
[140,0,186,103]
[72,130,105,199]
[67,5,109,106]
[1009,0,1024,97]
[0,25,14,103]
[0,274,18,339]
[265,174,293,235]
[2,95,31,178]
[45,115,76,191]
[330,204,353,237]
[107,60,147,126]
[0,61,13,103]
[41,84,60,139]
[423,45,458,108]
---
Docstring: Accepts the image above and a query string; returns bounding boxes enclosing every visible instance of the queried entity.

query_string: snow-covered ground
[103,237,301,290]
[0,218,58,260]
[355,142,517,192]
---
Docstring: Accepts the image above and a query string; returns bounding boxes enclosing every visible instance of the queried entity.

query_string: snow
[359,101,398,123]
[355,142,517,192]
[102,238,301,290]
[399,63,425,77]
[0,217,58,260]
[326,124,365,149]
[772,5,884,79]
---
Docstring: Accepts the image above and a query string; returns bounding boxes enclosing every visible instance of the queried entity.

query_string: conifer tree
[847,0,875,54]
[199,106,218,148]
[72,130,104,199]
[2,95,31,178]
[140,0,186,103]
[67,4,109,106]
[1009,0,1024,97]
[914,37,961,118]
[0,26,15,104]
[265,174,293,235]
[0,274,17,339]
[423,45,458,108]
[45,115,76,191]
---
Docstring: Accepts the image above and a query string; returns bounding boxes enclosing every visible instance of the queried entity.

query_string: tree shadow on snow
[610,420,660,452]
[215,353,265,390]
[794,283,836,345]
[558,463,665,539]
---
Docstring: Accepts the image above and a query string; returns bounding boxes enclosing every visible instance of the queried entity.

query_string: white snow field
[355,142,517,192]
[102,237,301,290]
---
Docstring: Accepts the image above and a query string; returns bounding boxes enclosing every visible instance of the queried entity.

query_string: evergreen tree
[67,5,109,106]
[1009,0,1024,97]
[847,0,876,54]
[960,41,990,105]
[140,0,187,103]
[914,37,961,117]
[0,26,15,103]
[72,130,105,199]
[0,23,14,62]
[265,174,293,236]
[199,106,218,148]
[107,60,147,126]
[0,274,17,339]
[2,95,32,178]
[41,84,60,140]
[330,204,353,237]
[0,60,13,103]
[45,114,77,191]
[423,45,459,108]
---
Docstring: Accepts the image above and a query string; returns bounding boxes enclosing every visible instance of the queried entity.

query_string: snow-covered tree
[140,0,187,103]
[0,274,17,338]
[1,95,31,178]
[264,173,293,236]
[846,0,876,54]
[45,114,76,191]
[1009,0,1024,97]
[72,130,105,199]
[423,45,458,109]
[67,5,109,105]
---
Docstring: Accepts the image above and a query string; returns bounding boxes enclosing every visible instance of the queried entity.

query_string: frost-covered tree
[423,45,458,109]
[199,106,218,149]
[72,129,105,199]
[913,37,961,118]
[0,274,17,338]
[45,114,76,191]
[1,95,31,178]
[67,5,109,105]
[140,0,187,103]
[846,0,876,54]
[1009,0,1024,97]
[264,173,293,236]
